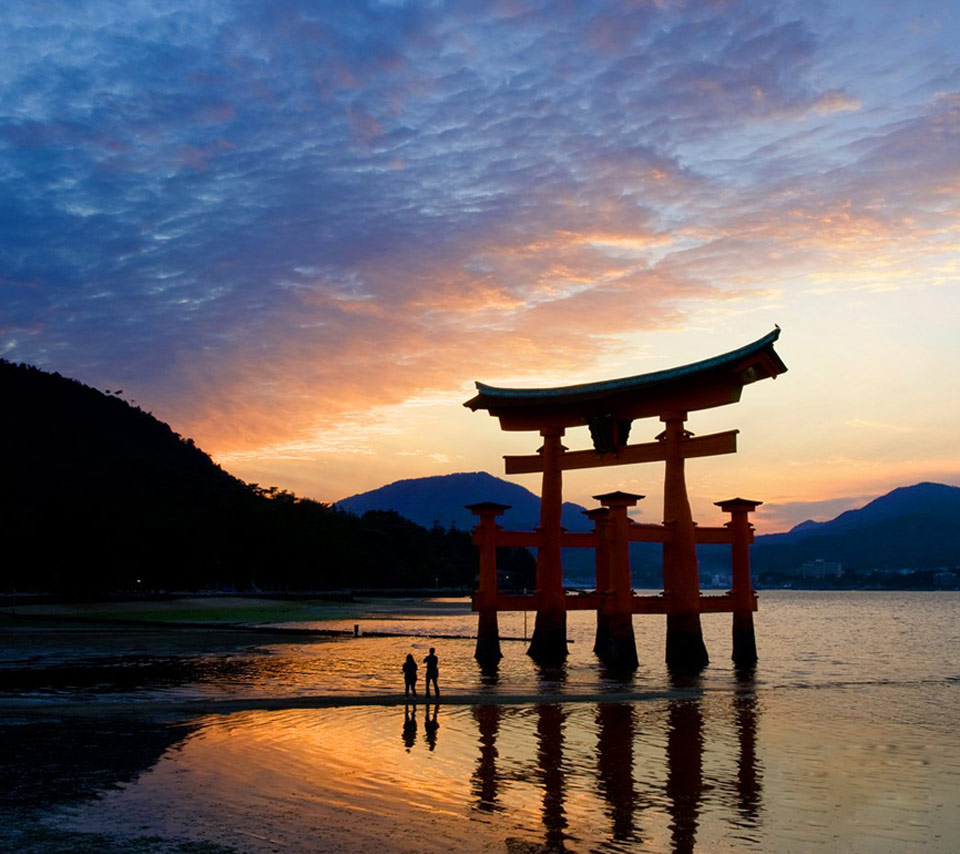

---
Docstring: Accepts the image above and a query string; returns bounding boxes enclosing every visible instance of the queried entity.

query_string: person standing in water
[402,653,418,697]
[423,647,439,698]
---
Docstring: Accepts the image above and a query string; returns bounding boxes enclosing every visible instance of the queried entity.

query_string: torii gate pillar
[716,498,762,668]
[594,491,642,671]
[661,413,709,672]
[468,501,511,665]
[586,507,612,658]
[527,429,568,665]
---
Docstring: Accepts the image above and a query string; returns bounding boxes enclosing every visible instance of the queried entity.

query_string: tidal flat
[2,593,959,852]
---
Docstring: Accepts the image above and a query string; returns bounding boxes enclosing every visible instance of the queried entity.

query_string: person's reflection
[536,702,569,852]
[424,703,440,751]
[402,703,417,750]
[596,703,639,843]
[472,703,503,812]
[666,680,704,854]
[734,670,762,822]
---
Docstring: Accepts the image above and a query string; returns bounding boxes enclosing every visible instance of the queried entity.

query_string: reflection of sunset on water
[45,672,958,853]
[8,594,950,851]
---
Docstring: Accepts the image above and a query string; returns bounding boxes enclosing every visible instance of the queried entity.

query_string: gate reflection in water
[27,675,960,852]
[468,670,761,852]
[13,593,960,851]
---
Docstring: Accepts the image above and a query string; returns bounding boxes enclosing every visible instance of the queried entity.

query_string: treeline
[0,360,534,596]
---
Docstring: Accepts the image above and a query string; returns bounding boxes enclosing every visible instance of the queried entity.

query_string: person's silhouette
[423,647,439,697]
[402,653,418,697]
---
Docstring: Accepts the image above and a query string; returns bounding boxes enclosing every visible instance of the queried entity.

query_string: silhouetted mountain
[754,482,960,575]
[2,360,252,501]
[337,471,592,533]
[341,474,960,586]
[1,360,527,594]
[337,472,671,585]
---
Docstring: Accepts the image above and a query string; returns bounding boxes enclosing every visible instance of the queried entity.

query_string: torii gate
[464,328,787,671]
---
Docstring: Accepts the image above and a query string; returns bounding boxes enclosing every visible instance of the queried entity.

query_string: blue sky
[2,0,958,530]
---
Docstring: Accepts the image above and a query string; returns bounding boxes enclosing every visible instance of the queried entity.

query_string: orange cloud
[810,90,861,115]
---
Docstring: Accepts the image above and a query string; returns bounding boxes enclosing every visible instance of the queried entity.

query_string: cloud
[759,494,877,531]
[0,0,957,486]
[844,418,920,435]
[810,90,861,115]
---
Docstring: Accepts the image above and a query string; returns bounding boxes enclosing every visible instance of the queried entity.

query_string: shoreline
[0,688,689,720]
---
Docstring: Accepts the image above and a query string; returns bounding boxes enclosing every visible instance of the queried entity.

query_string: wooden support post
[595,491,642,670]
[661,413,709,672]
[584,507,612,657]
[528,429,569,665]
[467,502,511,664]
[716,498,762,668]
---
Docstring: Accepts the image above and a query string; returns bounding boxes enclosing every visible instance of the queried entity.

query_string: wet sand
[7,685,958,854]
[3,593,960,852]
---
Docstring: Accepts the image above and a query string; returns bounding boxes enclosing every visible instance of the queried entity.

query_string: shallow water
[3,592,960,852]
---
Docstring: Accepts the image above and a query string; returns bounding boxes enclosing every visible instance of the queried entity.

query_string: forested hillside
[0,360,533,595]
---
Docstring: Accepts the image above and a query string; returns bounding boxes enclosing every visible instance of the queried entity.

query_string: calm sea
[3,591,959,853]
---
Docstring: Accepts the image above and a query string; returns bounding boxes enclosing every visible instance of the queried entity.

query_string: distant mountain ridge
[340,474,960,578]
[753,482,960,573]
[759,482,960,544]
[337,472,606,581]
[337,471,592,533]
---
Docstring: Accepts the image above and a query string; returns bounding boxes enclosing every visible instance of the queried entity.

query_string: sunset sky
[2,0,958,532]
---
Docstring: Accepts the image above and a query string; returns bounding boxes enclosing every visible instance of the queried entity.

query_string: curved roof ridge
[470,327,784,403]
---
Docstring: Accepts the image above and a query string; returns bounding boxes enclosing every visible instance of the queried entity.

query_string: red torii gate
[464,328,787,671]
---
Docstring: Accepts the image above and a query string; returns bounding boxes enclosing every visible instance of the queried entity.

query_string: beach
[3,593,959,852]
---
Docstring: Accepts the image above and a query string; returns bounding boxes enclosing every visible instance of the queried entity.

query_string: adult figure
[423,647,439,697]
[402,653,418,697]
